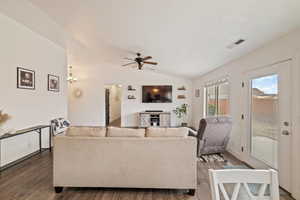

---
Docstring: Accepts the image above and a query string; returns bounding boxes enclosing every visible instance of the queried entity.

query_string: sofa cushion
[107,127,145,137]
[146,127,189,137]
[66,126,106,137]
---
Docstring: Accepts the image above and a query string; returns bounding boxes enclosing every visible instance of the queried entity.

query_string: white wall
[192,28,300,199]
[67,40,193,127]
[0,10,67,166]
[68,67,192,127]
[121,83,191,127]
[0,0,66,48]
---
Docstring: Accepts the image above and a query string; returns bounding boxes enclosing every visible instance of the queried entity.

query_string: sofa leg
[188,189,195,196]
[54,187,63,193]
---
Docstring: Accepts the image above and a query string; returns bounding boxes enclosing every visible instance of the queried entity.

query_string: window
[206,86,217,116]
[205,81,229,117]
[250,74,278,168]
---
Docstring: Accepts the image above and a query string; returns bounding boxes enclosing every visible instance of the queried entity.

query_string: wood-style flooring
[0,151,294,200]
[109,118,121,127]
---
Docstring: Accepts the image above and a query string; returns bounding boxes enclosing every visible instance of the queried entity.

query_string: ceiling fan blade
[143,61,158,65]
[142,56,152,61]
[124,57,134,61]
[122,62,136,66]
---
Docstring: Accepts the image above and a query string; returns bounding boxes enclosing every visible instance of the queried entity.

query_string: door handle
[282,130,290,136]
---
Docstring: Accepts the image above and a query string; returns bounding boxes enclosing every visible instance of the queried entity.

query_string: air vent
[227,39,246,49]
[235,39,245,45]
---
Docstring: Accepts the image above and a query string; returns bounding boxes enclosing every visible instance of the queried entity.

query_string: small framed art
[17,67,35,90]
[48,74,59,92]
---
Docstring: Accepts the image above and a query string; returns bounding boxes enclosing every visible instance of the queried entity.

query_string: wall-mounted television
[142,85,172,103]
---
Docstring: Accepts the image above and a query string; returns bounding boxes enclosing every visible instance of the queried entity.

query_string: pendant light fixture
[67,66,78,83]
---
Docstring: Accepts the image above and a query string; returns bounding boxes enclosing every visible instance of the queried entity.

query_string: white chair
[208,169,280,200]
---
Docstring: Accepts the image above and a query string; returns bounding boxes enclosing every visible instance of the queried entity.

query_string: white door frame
[104,84,123,127]
[290,53,300,199]
[242,59,293,192]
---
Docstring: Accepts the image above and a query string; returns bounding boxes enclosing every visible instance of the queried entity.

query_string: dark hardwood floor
[0,151,293,200]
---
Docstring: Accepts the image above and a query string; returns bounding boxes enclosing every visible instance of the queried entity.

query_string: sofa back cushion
[66,126,106,137]
[107,127,145,137]
[146,127,189,137]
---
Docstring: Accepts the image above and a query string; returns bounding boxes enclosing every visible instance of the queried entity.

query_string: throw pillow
[146,127,189,137]
[66,126,106,137]
[107,127,145,137]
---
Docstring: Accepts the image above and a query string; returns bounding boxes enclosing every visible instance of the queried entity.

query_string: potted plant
[173,104,188,127]
[0,110,11,136]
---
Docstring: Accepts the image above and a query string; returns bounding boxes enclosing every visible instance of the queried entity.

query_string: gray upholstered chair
[190,116,232,157]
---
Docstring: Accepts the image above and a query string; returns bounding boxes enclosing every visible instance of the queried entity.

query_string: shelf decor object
[127,85,136,91]
[177,95,186,99]
[177,86,186,91]
[128,95,136,100]
[67,66,77,84]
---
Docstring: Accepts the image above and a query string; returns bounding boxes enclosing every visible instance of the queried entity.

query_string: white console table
[139,112,171,127]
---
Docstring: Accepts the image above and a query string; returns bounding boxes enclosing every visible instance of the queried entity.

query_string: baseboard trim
[0,148,49,172]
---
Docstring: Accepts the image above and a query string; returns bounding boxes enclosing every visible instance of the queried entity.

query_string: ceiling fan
[122,53,158,70]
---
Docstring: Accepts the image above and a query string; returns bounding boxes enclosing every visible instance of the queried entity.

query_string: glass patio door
[245,60,292,192]
[250,74,279,169]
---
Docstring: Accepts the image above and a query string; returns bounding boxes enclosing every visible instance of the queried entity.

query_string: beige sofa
[53,127,197,195]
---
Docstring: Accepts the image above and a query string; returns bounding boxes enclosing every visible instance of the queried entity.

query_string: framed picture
[48,74,60,92]
[17,67,35,90]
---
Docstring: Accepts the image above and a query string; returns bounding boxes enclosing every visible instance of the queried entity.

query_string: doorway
[105,85,122,127]
[244,60,292,192]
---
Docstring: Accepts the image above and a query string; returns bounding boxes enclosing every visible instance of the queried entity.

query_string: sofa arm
[187,127,198,137]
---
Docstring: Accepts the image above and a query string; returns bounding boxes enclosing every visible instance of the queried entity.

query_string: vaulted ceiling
[28,0,300,78]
